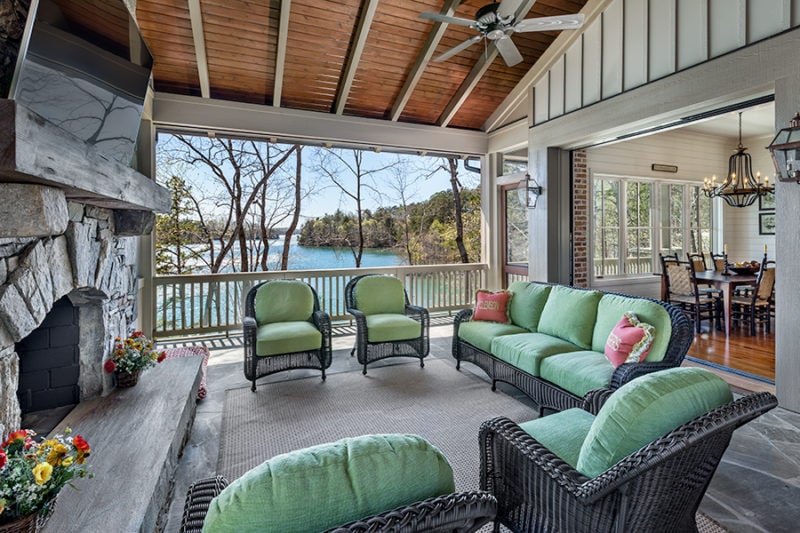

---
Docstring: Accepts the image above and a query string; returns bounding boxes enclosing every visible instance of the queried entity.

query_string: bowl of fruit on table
[729,261,761,275]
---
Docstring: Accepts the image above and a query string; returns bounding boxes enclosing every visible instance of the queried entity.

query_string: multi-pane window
[594,176,713,279]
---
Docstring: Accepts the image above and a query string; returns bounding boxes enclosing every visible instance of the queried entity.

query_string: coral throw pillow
[604,312,655,367]
[473,290,512,323]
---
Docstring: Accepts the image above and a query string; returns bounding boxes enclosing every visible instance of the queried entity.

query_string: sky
[156,133,481,223]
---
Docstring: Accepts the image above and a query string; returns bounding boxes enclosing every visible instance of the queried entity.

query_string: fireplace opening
[16,296,80,420]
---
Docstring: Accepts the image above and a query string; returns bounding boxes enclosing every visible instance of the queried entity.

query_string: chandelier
[702,112,775,208]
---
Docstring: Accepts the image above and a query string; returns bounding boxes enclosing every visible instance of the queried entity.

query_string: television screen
[10,0,153,165]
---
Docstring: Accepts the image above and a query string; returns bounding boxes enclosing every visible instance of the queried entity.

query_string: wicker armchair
[345,274,429,375]
[243,280,332,391]
[480,388,778,533]
[180,476,497,533]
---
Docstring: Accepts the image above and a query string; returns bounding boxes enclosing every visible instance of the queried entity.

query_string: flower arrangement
[0,428,91,524]
[103,331,166,376]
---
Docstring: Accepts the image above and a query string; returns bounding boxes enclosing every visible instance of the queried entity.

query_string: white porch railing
[152,263,488,339]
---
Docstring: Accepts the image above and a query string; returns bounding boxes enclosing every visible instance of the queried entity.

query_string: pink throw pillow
[473,290,512,323]
[604,312,655,368]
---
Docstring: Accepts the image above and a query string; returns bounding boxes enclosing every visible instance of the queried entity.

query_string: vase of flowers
[0,429,91,531]
[103,331,167,388]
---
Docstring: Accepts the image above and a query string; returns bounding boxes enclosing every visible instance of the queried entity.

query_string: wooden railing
[152,263,488,339]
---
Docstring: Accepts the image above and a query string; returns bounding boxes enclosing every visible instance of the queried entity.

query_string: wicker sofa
[453,281,692,414]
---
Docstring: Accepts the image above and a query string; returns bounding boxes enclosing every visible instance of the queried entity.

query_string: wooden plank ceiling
[131,0,588,132]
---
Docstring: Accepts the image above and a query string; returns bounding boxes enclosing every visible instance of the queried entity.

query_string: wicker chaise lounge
[345,274,430,375]
[480,368,778,532]
[243,279,332,391]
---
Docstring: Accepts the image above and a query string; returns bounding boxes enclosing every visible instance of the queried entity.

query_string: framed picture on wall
[759,212,776,235]
[759,191,775,211]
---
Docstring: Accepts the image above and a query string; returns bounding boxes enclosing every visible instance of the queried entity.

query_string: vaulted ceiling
[129,0,589,132]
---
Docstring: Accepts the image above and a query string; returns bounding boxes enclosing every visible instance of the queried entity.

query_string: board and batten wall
[721,134,777,263]
[532,0,800,126]
[586,128,732,297]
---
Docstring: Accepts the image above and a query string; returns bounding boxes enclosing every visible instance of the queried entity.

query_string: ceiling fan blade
[498,0,526,19]
[420,11,476,27]
[495,36,523,67]
[514,13,586,32]
[434,35,483,62]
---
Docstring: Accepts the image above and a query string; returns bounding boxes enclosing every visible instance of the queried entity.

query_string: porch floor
[161,319,797,533]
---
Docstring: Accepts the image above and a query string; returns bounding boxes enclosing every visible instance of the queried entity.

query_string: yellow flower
[62,456,74,466]
[46,443,69,466]
[32,462,53,485]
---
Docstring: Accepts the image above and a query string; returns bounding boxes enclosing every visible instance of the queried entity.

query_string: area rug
[218,359,536,489]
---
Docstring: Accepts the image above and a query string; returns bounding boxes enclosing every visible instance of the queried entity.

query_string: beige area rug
[218,359,536,489]
[218,358,728,532]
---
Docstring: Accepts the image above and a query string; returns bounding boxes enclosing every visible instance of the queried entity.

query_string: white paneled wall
[533,0,800,125]
[722,134,777,262]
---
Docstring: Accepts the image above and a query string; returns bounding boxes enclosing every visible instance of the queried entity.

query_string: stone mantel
[0,99,170,213]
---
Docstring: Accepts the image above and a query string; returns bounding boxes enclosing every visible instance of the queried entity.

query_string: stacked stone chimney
[0,184,140,438]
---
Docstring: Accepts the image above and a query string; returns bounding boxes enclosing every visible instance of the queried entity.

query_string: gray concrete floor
[161,319,799,533]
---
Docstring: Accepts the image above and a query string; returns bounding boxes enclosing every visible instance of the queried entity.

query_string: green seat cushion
[457,320,528,353]
[256,321,322,357]
[519,408,596,469]
[537,286,603,349]
[592,294,673,362]
[490,333,583,377]
[507,282,552,331]
[540,351,615,397]
[354,276,406,315]
[202,434,455,533]
[365,314,421,342]
[576,367,733,478]
[255,281,315,325]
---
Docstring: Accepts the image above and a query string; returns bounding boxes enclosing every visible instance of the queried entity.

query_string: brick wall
[572,150,589,287]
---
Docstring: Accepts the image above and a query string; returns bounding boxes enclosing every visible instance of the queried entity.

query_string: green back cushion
[203,434,455,533]
[354,276,406,315]
[519,408,595,469]
[576,367,733,478]
[591,294,673,362]
[254,281,315,325]
[537,286,603,349]
[507,282,552,331]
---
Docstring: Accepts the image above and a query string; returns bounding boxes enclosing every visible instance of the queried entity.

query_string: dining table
[693,270,758,335]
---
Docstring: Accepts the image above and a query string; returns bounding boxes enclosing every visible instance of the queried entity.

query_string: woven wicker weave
[243,280,332,392]
[452,284,693,415]
[480,391,777,533]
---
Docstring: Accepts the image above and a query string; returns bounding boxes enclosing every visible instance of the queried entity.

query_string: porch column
[482,152,503,290]
[775,74,800,413]
[136,112,156,337]
[528,145,572,284]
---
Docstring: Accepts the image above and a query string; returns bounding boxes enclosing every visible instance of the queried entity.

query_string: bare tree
[444,157,470,263]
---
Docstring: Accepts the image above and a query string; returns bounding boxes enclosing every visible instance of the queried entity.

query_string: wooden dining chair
[731,261,775,336]
[687,252,722,298]
[711,253,726,272]
[666,262,721,333]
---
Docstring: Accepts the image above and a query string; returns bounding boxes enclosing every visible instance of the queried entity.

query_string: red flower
[132,331,145,338]
[0,450,7,469]
[73,435,90,453]
[104,360,116,373]
[2,429,29,449]
[157,351,167,363]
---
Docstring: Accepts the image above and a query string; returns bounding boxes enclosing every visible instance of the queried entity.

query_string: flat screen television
[10,0,153,165]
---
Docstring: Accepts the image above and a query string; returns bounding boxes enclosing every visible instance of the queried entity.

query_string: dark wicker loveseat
[479,372,778,533]
[180,476,497,533]
[453,281,693,414]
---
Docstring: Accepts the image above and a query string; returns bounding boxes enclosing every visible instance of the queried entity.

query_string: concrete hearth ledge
[41,356,202,533]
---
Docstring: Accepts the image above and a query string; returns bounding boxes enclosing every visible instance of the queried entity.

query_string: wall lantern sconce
[517,174,543,209]
[767,112,800,183]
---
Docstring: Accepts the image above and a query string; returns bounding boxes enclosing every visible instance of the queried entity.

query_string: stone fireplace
[0,186,142,438]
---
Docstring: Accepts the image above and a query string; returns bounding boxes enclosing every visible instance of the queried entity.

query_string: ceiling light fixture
[702,112,774,208]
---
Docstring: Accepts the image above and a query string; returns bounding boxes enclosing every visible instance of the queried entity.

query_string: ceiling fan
[420,0,585,67]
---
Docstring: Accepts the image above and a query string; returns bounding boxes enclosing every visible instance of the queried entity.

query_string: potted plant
[0,429,91,531]
[103,331,167,387]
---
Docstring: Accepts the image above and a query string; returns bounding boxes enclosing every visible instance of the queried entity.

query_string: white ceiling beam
[483,0,611,133]
[437,0,537,128]
[335,0,380,115]
[273,0,292,107]
[390,0,462,121]
[187,0,210,98]
[153,92,488,155]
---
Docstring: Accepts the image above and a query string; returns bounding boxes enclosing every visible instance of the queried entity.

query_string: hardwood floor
[687,324,775,381]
